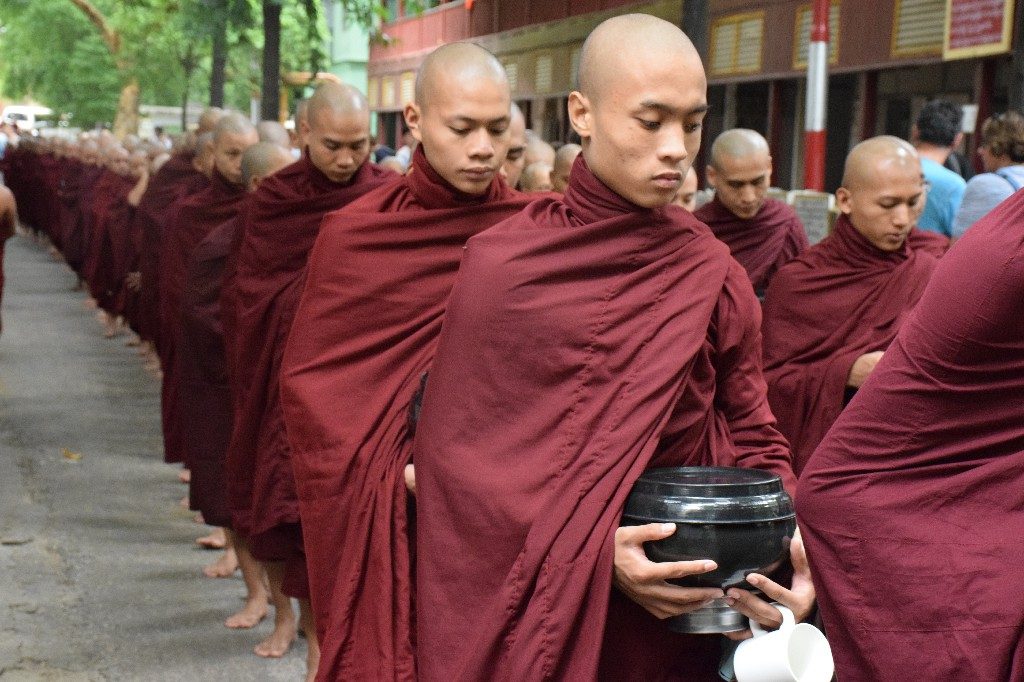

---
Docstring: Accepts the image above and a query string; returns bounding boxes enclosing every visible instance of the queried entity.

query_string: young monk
[551,142,581,193]
[498,102,527,188]
[695,129,807,297]
[277,43,535,681]
[180,142,294,626]
[224,83,395,676]
[761,137,939,475]
[159,114,258,471]
[412,16,811,681]
[797,187,1024,681]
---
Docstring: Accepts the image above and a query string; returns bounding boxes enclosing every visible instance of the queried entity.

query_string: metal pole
[803,0,829,191]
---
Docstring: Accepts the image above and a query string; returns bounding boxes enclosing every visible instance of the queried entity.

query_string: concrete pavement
[0,234,307,681]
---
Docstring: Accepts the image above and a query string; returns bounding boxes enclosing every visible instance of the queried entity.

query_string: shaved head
[710,129,770,169]
[836,136,924,252]
[520,162,553,192]
[578,14,700,103]
[241,142,294,188]
[301,82,372,183]
[552,143,581,192]
[197,107,225,134]
[414,42,508,113]
[569,15,707,207]
[193,132,216,177]
[257,120,291,148]
[214,112,257,145]
[842,136,919,190]
[524,137,555,167]
[306,82,369,126]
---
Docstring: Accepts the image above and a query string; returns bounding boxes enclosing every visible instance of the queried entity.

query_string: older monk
[695,129,807,297]
[762,136,939,475]
[159,114,258,469]
[413,16,809,681]
[499,102,527,188]
[279,42,535,681]
[798,186,1024,682]
[552,142,581,192]
[225,82,395,676]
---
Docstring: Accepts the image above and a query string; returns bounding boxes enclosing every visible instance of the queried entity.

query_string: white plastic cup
[733,605,834,682]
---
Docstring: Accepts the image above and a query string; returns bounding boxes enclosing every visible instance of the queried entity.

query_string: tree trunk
[260,0,282,121]
[181,42,197,131]
[209,14,228,107]
[112,78,140,139]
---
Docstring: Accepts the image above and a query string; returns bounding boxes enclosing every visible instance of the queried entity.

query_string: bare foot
[254,623,297,658]
[196,527,226,549]
[178,495,189,509]
[125,335,141,347]
[202,548,239,578]
[225,596,268,629]
[178,468,191,483]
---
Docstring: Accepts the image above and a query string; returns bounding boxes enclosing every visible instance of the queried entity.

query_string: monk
[257,120,291,149]
[0,183,16,336]
[180,142,294,627]
[797,188,1024,681]
[520,161,553,191]
[499,102,527,188]
[159,113,258,471]
[412,16,811,681]
[695,129,807,297]
[551,142,581,192]
[278,43,535,681]
[673,166,699,210]
[523,132,556,168]
[225,82,394,674]
[762,137,939,475]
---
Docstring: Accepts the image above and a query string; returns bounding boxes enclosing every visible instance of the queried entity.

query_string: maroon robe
[695,196,808,296]
[224,156,395,562]
[0,185,15,335]
[906,226,950,258]
[159,170,247,464]
[136,153,207,346]
[761,215,939,475]
[797,190,1024,681]
[83,172,135,312]
[63,164,105,274]
[413,157,795,681]
[181,217,241,527]
[278,147,532,680]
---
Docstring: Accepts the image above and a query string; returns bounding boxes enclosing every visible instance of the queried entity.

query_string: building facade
[367,0,1022,190]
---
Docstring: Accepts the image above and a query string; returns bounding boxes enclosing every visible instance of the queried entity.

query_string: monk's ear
[835,187,853,215]
[404,103,423,144]
[705,164,717,189]
[567,91,592,141]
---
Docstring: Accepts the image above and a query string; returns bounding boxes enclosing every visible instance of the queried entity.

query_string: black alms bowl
[622,467,795,589]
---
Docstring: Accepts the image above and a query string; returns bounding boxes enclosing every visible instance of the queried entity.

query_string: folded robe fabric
[797,189,1024,681]
[694,196,808,296]
[278,146,533,681]
[413,157,796,681]
[181,217,241,528]
[136,153,207,346]
[159,170,247,464]
[761,216,939,475]
[225,156,395,542]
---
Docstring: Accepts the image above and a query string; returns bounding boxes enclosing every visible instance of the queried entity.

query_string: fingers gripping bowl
[622,467,796,633]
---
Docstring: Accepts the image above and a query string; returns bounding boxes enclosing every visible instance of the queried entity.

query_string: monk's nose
[467,129,495,159]
[658,126,688,164]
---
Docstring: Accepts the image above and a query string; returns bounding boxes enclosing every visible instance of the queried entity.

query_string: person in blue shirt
[911,100,966,238]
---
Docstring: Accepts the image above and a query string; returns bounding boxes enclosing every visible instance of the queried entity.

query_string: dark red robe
[761,216,939,475]
[413,157,795,681]
[224,156,395,553]
[797,190,1024,681]
[136,153,207,346]
[906,226,950,258]
[159,170,247,464]
[278,147,532,680]
[0,184,15,335]
[695,196,808,296]
[181,217,242,528]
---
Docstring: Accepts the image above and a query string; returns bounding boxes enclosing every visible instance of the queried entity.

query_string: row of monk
[2,14,1022,682]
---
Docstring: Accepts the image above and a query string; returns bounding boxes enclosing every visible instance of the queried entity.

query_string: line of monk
[3,11,1021,681]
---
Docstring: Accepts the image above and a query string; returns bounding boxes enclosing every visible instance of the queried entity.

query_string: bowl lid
[623,466,794,523]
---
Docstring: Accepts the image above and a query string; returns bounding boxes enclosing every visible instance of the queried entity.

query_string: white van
[2,105,56,132]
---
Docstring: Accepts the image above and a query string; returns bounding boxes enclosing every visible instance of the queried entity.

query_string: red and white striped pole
[803,0,829,191]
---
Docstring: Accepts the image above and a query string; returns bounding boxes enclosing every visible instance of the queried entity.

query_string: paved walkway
[0,234,307,680]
